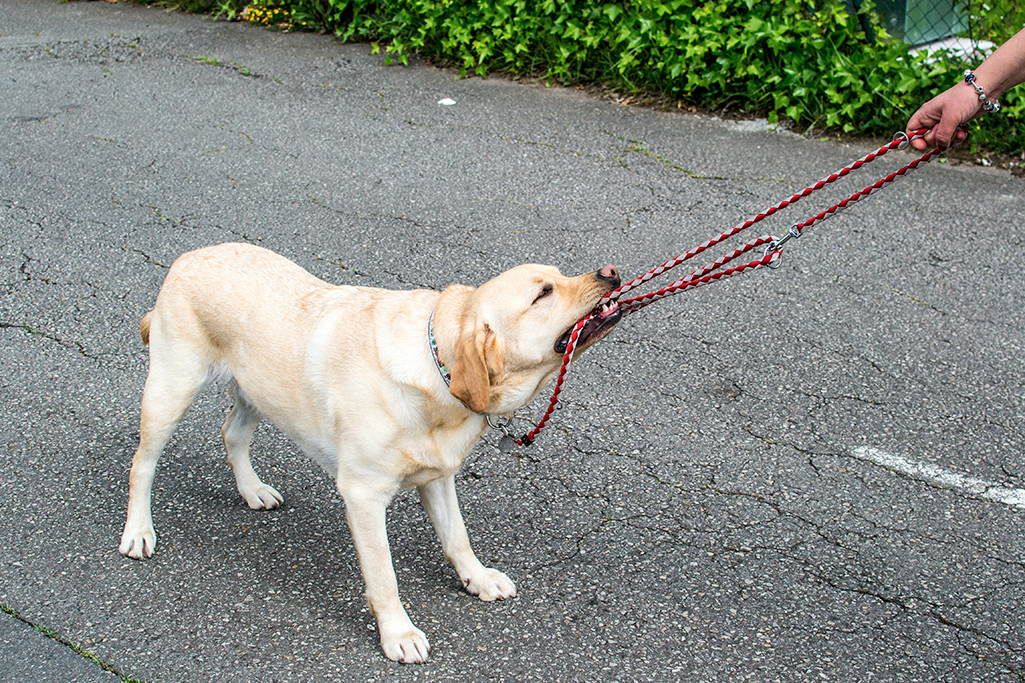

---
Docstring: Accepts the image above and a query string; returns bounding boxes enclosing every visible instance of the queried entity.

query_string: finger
[933,117,961,150]
[907,100,941,133]
[909,127,935,151]
[906,105,940,150]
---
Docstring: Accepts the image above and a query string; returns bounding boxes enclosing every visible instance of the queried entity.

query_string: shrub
[241,1,1023,153]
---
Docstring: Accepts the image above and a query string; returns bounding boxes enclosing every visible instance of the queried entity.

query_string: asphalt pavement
[1,1,1023,681]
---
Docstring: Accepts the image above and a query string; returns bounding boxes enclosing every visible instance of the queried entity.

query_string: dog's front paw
[379,623,431,663]
[239,482,283,510]
[462,567,516,602]
[119,525,156,560]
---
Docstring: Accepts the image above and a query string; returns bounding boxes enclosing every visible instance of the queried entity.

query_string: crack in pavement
[0,321,109,362]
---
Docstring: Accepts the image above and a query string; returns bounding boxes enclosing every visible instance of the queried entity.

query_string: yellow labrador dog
[119,242,621,663]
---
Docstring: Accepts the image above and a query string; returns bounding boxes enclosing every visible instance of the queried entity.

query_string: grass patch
[0,603,147,683]
[186,54,256,76]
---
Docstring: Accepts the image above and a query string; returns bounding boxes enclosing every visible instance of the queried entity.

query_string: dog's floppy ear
[449,323,491,414]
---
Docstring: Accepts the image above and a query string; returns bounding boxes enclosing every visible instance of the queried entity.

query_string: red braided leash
[496,128,959,449]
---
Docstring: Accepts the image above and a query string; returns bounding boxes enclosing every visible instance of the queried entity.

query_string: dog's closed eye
[532,284,554,305]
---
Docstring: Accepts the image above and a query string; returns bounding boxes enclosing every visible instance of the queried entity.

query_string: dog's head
[440,263,622,414]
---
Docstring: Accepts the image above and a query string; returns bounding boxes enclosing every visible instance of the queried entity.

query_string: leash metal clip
[487,414,530,450]
[764,224,802,268]
[486,414,514,437]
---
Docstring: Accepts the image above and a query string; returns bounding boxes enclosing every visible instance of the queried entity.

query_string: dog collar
[428,311,452,387]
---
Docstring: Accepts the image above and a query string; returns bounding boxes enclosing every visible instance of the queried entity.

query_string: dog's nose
[596,264,620,287]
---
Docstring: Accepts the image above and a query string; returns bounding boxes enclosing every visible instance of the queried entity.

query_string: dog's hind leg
[119,349,207,560]
[222,382,282,510]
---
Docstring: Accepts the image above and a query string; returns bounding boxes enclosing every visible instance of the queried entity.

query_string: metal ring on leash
[486,414,514,437]
[487,413,534,449]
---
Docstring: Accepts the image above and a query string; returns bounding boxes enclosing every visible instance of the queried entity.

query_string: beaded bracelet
[963,69,1001,113]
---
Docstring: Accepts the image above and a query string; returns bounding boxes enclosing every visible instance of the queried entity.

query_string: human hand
[906,82,980,151]
[906,28,1025,151]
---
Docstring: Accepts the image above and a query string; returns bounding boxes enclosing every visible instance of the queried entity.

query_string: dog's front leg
[341,486,430,663]
[418,476,516,601]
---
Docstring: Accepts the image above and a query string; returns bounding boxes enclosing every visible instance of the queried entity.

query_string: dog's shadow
[109,397,475,626]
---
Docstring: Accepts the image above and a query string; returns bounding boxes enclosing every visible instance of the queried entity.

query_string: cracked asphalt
[1,1,1023,681]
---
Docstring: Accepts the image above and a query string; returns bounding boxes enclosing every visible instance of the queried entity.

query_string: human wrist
[971,28,1025,101]
[963,69,1002,113]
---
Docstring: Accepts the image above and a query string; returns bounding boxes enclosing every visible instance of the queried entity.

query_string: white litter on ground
[725,118,801,137]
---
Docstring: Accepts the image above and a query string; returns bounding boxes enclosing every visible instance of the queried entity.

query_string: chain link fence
[847,0,978,45]
[874,0,967,45]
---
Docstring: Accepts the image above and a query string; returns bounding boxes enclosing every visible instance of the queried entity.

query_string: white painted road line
[852,446,1025,510]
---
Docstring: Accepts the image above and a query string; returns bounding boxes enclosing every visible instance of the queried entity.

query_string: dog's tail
[140,311,153,346]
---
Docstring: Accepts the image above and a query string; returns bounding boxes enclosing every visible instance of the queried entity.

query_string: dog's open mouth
[554,302,622,354]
